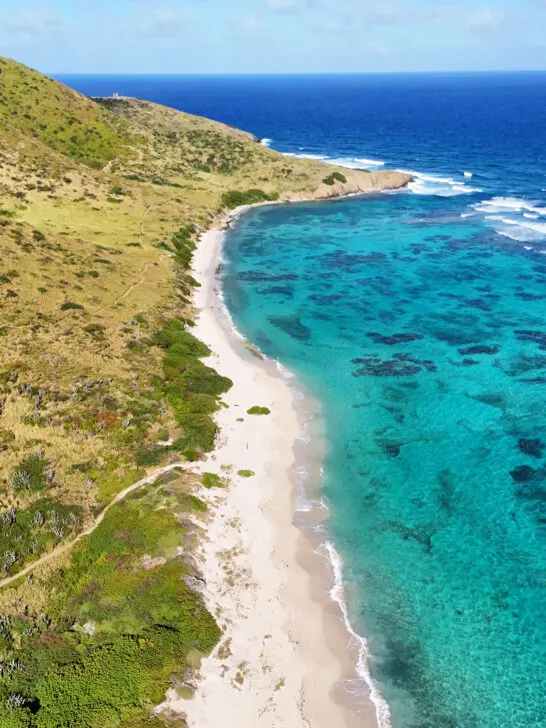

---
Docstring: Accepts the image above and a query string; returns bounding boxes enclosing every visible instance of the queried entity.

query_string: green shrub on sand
[247,406,271,416]
[202,472,223,489]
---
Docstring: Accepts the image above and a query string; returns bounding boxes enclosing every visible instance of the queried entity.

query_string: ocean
[59,73,546,728]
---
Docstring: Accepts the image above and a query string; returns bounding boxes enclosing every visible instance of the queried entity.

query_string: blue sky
[1,0,546,73]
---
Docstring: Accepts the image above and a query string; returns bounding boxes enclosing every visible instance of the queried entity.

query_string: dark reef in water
[268,315,311,342]
[510,465,538,483]
[352,353,437,377]
[260,285,294,298]
[378,440,403,458]
[514,330,546,351]
[518,439,545,459]
[377,521,437,552]
[239,270,298,283]
[321,250,387,269]
[367,332,425,345]
[458,345,500,356]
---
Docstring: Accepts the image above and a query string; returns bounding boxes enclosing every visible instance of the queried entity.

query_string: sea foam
[472,196,546,242]
[404,170,482,197]
[318,541,392,728]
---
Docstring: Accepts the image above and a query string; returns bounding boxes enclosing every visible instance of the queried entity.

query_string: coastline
[179,191,399,728]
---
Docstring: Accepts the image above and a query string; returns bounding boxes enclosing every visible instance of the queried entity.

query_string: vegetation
[0,477,217,727]
[0,58,129,168]
[202,472,223,489]
[154,319,232,452]
[322,171,347,186]
[247,406,271,415]
[221,189,279,210]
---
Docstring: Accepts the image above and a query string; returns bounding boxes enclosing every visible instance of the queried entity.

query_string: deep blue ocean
[60,74,546,727]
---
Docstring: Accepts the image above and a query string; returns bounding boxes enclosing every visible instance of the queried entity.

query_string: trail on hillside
[0,462,186,590]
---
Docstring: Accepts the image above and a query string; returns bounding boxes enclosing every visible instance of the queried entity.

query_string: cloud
[267,0,301,12]
[465,7,505,30]
[138,4,195,39]
[1,5,65,36]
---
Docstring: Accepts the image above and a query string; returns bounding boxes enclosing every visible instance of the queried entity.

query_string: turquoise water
[223,194,546,728]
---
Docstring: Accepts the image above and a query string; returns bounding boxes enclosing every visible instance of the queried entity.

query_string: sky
[1,0,546,74]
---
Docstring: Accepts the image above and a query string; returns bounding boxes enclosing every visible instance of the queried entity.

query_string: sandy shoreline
[175,200,387,728]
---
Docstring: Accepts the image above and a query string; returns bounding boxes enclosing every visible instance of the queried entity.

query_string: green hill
[0,57,410,727]
[0,57,131,168]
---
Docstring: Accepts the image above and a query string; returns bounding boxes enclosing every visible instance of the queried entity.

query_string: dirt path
[0,462,186,590]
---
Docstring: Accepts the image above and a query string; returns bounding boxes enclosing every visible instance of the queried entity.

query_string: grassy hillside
[0,58,131,168]
[0,57,409,726]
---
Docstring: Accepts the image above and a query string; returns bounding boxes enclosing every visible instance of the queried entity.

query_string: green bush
[0,497,221,726]
[247,406,271,416]
[0,498,81,575]
[10,454,48,492]
[202,472,222,489]
[322,171,347,186]
[84,323,105,338]
[154,319,232,452]
[221,189,279,210]
[135,445,165,468]
[61,301,84,311]
[0,429,15,451]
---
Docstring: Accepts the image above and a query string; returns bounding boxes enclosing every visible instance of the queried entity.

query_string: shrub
[322,171,347,186]
[61,301,84,311]
[221,189,279,210]
[202,473,222,489]
[153,319,232,452]
[9,454,48,492]
[247,406,271,416]
[153,319,209,358]
[136,445,165,468]
[84,323,105,338]
[0,429,15,451]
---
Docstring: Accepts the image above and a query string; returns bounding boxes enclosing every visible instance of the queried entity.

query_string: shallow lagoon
[223,193,546,728]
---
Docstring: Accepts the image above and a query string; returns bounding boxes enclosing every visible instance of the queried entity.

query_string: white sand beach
[172,210,381,728]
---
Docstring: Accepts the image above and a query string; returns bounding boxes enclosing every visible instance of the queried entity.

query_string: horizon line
[50,69,546,77]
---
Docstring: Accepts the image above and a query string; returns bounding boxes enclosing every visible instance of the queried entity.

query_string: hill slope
[0,57,410,727]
